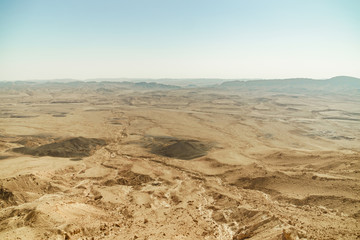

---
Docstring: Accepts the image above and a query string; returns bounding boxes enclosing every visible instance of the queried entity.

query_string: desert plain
[0,78,359,239]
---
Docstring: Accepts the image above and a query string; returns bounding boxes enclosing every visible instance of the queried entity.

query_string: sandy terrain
[0,80,359,239]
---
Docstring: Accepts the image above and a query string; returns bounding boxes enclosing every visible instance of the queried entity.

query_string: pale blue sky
[0,0,359,80]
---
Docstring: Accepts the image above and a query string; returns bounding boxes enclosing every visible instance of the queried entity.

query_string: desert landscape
[0,77,359,240]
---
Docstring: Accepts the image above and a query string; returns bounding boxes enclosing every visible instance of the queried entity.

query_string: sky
[0,0,359,80]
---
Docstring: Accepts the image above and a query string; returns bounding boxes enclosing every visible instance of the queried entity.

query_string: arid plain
[0,79,359,239]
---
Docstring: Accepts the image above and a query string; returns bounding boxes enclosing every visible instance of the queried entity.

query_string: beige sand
[0,82,359,239]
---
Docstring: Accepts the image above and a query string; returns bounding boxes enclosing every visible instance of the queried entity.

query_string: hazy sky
[0,0,359,80]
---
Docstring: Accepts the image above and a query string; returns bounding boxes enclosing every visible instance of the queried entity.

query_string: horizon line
[1,75,359,82]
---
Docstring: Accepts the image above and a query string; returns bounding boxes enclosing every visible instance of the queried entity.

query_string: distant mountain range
[0,76,359,93]
[0,80,180,90]
[218,76,360,94]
